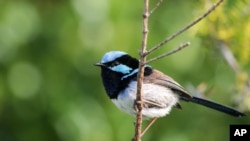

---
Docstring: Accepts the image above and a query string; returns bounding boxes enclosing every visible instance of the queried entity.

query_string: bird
[95,51,245,120]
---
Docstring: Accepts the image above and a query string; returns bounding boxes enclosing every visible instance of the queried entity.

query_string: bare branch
[217,40,240,73]
[145,0,224,56]
[133,0,149,140]
[133,1,225,140]
[149,0,163,15]
[145,42,190,64]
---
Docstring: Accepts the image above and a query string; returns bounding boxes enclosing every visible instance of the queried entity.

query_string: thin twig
[145,0,224,56]
[217,40,240,73]
[133,0,149,140]
[141,117,158,137]
[145,42,190,64]
[149,0,163,15]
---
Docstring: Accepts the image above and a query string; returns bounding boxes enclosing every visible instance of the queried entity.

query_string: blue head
[96,51,139,75]
[101,51,133,74]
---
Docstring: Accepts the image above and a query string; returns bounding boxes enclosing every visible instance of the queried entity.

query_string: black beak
[94,62,106,67]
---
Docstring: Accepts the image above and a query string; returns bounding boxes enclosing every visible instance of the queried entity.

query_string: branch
[217,40,240,73]
[133,0,149,140]
[145,0,224,56]
[133,1,224,140]
[145,42,190,64]
[149,0,163,15]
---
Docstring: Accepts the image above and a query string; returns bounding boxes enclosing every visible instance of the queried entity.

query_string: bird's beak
[94,62,105,67]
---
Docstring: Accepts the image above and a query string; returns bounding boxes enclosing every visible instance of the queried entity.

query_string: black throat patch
[101,65,152,99]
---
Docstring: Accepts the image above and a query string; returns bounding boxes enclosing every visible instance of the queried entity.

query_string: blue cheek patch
[121,68,138,80]
[110,64,132,74]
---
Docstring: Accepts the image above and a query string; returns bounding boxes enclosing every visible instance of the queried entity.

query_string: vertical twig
[133,0,149,141]
[133,0,225,140]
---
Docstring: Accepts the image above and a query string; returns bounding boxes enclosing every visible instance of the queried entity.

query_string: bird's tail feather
[190,96,245,117]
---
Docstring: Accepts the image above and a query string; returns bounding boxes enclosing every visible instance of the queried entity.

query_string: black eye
[111,61,120,66]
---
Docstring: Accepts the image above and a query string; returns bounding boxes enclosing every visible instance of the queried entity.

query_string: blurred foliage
[0,0,249,141]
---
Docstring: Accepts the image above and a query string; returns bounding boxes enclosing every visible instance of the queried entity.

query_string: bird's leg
[143,100,165,108]
[141,117,158,137]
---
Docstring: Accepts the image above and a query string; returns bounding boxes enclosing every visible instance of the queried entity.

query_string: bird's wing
[142,69,245,117]
[143,69,192,101]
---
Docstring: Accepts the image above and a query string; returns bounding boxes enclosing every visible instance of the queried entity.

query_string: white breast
[111,81,179,119]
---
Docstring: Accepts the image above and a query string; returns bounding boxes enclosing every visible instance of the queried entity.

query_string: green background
[0,0,249,141]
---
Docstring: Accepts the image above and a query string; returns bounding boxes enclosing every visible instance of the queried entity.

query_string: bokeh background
[0,0,250,141]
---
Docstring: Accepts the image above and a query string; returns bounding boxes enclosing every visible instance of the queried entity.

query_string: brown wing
[144,69,192,102]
